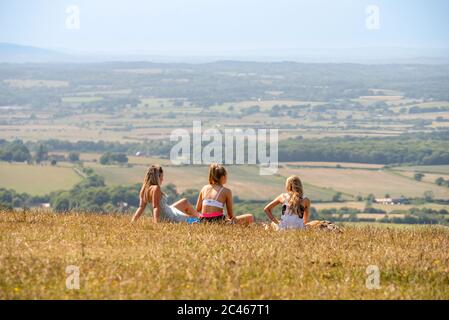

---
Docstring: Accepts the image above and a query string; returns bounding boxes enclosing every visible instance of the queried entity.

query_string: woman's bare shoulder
[302,197,311,206]
[142,185,160,196]
[200,184,210,195]
[223,186,232,195]
[151,185,161,193]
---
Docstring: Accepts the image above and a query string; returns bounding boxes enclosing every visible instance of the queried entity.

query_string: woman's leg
[305,220,320,228]
[171,198,200,217]
[233,214,254,226]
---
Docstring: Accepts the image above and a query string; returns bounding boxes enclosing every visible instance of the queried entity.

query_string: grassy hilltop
[1,211,448,299]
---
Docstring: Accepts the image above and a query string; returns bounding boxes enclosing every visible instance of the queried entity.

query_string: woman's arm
[303,198,311,225]
[131,187,147,223]
[225,189,234,220]
[196,187,204,213]
[264,194,283,224]
[152,186,162,223]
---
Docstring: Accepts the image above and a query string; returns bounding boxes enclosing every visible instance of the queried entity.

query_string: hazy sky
[0,0,448,54]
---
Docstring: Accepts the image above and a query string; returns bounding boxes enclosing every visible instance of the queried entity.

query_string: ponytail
[208,163,227,185]
[286,176,305,218]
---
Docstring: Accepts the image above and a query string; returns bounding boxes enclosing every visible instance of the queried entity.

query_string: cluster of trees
[240,105,261,116]
[379,213,448,225]
[414,173,425,181]
[279,131,449,165]
[319,207,387,216]
[50,175,140,213]
[99,152,128,165]
[316,206,449,225]
[23,139,173,158]
[50,178,200,213]
[79,97,140,112]
[0,140,82,165]
[409,106,449,114]
[231,103,309,118]
[4,129,449,167]
[0,188,49,210]
[435,177,449,187]
[392,207,449,216]
[0,140,31,162]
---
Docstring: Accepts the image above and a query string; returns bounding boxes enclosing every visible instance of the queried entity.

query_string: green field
[0,163,82,195]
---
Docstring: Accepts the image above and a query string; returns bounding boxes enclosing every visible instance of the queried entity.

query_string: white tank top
[279,193,305,230]
[202,186,224,209]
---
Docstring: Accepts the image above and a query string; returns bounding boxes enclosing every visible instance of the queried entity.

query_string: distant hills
[0,43,71,63]
[1,42,448,64]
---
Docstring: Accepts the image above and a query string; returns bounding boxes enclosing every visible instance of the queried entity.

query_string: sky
[0,0,448,57]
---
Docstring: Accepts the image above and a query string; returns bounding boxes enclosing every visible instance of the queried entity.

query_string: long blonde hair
[285,175,304,218]
[208,163,227,185]
[142,165,163,201]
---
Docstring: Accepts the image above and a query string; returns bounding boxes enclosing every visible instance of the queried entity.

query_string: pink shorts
[199,212,225,223]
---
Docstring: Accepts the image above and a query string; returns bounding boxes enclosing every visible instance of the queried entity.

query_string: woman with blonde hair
[263,175,310,230]
[131,165,200,223]
[196,163,254,225]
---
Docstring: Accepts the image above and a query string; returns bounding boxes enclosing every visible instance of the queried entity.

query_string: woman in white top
[196,163,254,225]
[264,175,310,230]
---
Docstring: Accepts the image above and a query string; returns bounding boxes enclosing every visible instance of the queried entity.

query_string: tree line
[0,170,197,214]
[2,130,449,166]
[278,130,449,165]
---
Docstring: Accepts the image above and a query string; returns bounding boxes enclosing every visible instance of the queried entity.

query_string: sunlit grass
[1,210,448,299]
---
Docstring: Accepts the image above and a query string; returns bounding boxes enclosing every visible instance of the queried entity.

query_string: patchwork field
[395,171,449,185]
[393,165,449,175]
[4,79,69,88]
[59,152,172,166]
[3,157,449,204]
[284,162,384,169]
[86,163,339,201]
[278,167,449,199]
[312,201,449,213]
[1,211,448,299]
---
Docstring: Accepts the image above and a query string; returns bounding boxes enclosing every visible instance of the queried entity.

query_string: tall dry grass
[1,210,448,299]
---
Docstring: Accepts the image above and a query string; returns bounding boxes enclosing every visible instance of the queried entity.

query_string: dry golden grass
[1,210,448,300]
